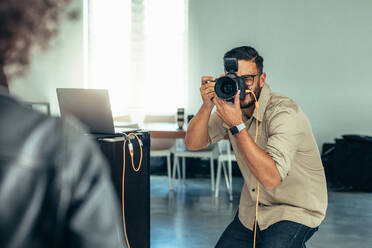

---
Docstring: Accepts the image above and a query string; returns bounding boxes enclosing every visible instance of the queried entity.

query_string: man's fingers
[215,109,226,124]
[203,87,215,94]
[214,97,228,112]
[216,110,223,120]
[215,96,225,106]
[234,90,241,107]
[213,96,221,107]
[200,84,216,98]
[201,76,215,85]
[201,82,215,91]
[206,92,215,101]
[207,92,216,98]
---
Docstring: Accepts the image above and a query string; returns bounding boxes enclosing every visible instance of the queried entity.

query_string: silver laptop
[57,88,124,139]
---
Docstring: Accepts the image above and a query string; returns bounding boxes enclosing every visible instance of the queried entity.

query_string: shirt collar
[254,83,271,122]
[243,83,271,123]
[222,83,271,129]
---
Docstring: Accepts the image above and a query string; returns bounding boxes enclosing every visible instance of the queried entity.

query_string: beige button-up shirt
[208,84,327,230]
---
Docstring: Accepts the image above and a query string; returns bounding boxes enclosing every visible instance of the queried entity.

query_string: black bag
[331,135,372,191]
[321,142,336,184]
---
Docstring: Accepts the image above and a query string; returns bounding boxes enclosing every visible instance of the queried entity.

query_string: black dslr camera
[214,57,247,102]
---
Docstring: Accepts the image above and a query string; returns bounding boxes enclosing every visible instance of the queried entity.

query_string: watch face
[230,126,238,135]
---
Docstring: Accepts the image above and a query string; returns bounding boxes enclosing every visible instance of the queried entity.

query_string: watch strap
[229,123,246,135]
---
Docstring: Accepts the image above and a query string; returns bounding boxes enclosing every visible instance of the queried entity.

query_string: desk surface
[114,122,229,140]
[115,122,186,139]
[142,122,186,139]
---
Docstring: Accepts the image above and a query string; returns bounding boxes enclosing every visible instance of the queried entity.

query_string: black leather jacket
[0,86,125,248]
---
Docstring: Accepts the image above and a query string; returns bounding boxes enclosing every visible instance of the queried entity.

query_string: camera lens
[222,82,234,95]
[215,76,237,100]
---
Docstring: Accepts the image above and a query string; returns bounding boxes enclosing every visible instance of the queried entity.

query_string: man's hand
[213,90,243,127]
[185,76,217,151]
[200,76,216,109]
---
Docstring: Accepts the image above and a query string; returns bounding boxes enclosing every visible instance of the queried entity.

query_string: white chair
[172,142,218,192]
[215,140,236,201]
[144,115,177,190]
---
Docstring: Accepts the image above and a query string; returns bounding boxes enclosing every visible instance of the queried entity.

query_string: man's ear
[259,72,266,87]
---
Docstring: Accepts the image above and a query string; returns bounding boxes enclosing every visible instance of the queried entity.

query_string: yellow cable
[245,89,260,248]
[122,133,143,248]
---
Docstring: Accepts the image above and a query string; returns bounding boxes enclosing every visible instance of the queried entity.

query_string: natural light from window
[86,0,187,120]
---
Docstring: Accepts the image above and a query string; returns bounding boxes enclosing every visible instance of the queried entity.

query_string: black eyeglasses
[241,73,262,84]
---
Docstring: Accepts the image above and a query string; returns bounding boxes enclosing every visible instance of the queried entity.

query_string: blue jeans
[215,212,318,248]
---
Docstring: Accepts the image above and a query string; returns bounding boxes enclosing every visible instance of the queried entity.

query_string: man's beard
[240,87,262,109]
[240,99,256,109]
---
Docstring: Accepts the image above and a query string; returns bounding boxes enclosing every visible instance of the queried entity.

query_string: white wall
[9,0,84,116]
[6,0,372,147]
[188,0,372,147]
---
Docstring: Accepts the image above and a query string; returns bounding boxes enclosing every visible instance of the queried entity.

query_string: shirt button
[252,188,255,192]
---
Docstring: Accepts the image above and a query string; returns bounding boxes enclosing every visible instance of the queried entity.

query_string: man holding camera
[185,46,327,247]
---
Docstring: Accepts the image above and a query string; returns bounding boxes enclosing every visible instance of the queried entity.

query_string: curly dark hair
[0,0,76,83]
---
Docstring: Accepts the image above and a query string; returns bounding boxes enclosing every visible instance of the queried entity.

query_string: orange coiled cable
[245,89,260,248]
[122,133,143,248]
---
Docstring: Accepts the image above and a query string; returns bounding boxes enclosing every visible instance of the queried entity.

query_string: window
[86,0,187,120]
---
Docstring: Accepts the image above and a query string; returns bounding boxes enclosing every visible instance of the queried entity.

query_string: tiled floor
[150,176,372,248]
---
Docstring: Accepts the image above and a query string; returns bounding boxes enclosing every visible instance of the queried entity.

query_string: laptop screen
[56,88,116,134]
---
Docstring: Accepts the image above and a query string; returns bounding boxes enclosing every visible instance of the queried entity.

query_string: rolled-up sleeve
[264,107,301,181]
[208,112,228,145]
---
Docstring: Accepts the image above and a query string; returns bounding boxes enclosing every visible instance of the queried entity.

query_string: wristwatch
[229,123,246,136]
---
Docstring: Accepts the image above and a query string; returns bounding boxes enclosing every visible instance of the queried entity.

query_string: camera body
[214,57,247,102]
